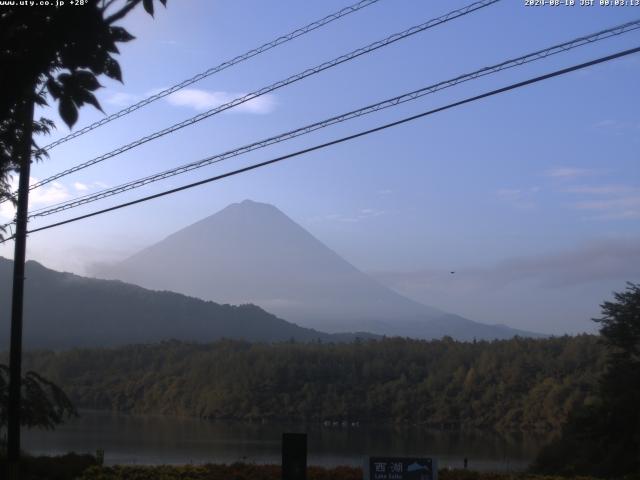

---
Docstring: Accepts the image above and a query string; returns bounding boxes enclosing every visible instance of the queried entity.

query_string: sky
[1,0,639,335]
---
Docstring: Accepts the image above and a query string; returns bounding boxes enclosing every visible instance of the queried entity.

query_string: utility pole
[7,94,35,480]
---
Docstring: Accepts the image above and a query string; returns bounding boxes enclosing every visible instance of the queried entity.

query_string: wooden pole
[7,95,35,480]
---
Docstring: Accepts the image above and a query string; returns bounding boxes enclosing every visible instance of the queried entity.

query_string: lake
[22,410,548,471]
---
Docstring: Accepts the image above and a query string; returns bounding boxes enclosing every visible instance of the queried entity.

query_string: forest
[14,334,605,432]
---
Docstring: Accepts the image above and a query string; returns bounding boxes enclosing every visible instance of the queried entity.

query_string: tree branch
[101,0,120,14]
[105,0,142,25]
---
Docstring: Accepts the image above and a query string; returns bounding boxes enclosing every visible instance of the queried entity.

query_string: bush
[74,465,605,480]
[76,463,362,480]
[0,452,98,480]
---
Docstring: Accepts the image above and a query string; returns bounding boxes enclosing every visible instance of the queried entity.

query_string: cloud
[594,119,640,134]
[546,167,598,178]
[371,240,639,334]
[496,187,539,209]
[312,208,385,223]
[104,92,140,107]
[0,177,71,220]
[166,89,276,114]
[573,196,640,220]
[104,87,168,107]
[340,208,384,222]
[563,184,632,195]
[373,238,640,292]
[496,188,522,198]
[562,183,640,220]
[144,87,169,97]
[360,208,382,216]
[106,87,278,115]
[32,184,68,205]
[73,181,107,192]
[546,172,640,219]
[595,119,616,128]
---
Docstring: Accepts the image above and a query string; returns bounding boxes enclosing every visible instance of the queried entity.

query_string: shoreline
[2,456,599,480]
[21,410,544,472]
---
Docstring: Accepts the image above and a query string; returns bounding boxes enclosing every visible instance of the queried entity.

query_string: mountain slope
[0,258,368,349]
[94,200,539,340]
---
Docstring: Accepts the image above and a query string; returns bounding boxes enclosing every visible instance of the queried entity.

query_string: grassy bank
[75,465,608,480]
[0,453,98,480]
[4,455,636,480]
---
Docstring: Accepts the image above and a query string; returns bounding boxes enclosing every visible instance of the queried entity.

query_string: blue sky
[1,0,639,334]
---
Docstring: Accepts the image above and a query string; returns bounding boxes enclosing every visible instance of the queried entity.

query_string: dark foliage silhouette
[532,282,640,477]
[0,0,167,229]
[0,364,76,434]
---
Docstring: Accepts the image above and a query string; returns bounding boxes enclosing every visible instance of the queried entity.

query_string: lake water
[22,410,548,471]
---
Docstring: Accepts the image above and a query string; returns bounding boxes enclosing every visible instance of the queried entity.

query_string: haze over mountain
[93,200,540,340]
[0,258,367,350]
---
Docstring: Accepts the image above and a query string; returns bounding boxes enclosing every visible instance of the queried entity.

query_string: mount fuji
[93,200,539,340]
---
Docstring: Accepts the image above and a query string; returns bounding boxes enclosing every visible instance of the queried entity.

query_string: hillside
[17,335,605,431]
[93,200,540,340]
[0,258,369,349]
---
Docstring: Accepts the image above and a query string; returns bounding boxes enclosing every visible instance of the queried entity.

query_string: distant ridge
[0,257,374,350]
[94,200,541,340]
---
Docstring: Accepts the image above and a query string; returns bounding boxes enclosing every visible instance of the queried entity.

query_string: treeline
[17,335,604,432]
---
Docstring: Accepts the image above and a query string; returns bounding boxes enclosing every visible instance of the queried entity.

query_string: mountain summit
[94,200,538,340]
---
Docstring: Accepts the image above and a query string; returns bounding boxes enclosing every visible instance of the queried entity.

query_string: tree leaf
[143,0,154,16]
[78,90,104,113]
[85,49,110,76]
[59,97,78,128]
[103,38,120,54]
[46,78,62,99]
[74,70,102,91]
[34,92,48,107]
[57,73,72,84]
[110,26,136,43]
[103,57,122,82]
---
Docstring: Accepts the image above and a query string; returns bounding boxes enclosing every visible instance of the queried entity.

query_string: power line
[39,0,383,152]
[26,18,640,220]
[22,0,500,194]
[6,45,637,242]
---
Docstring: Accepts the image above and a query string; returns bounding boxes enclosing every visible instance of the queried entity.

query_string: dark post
[7,96,35,479]
[282,433,307,480]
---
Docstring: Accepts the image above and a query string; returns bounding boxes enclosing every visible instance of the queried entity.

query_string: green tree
[532,282,640,477]
[0,0,167,227]
[1,2,168,474]
[0,364,76,437]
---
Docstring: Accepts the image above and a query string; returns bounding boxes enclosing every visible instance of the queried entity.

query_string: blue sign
[367,457,437,480]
